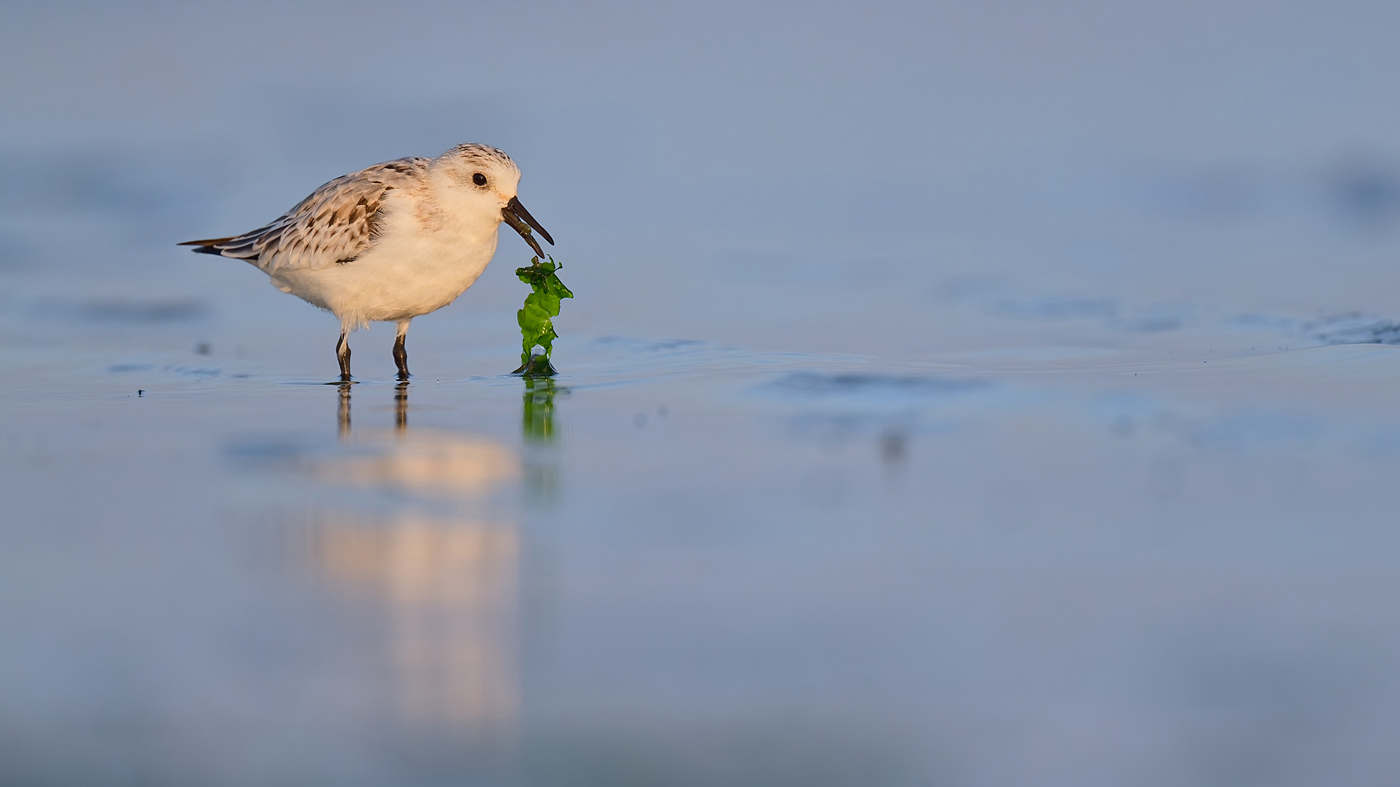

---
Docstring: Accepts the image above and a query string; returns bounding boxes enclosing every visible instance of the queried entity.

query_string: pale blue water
[5,1,1400,784]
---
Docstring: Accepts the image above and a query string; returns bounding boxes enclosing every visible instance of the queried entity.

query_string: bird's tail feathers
[179,236,245,257]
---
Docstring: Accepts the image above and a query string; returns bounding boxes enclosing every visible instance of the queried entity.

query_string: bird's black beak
[502,196,554,258]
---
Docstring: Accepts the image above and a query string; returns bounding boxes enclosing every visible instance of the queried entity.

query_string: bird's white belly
[274,229,500,326]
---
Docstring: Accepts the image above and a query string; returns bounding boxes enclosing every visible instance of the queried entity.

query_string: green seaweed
[512,255,573,375]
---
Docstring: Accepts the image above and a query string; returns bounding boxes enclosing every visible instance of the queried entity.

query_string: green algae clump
[513,255,573,375]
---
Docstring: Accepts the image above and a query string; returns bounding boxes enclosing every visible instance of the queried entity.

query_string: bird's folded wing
[190,158,430,274]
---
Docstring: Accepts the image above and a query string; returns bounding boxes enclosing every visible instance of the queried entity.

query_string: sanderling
[181,143,553,381]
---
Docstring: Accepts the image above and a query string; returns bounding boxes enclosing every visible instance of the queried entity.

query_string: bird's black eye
[472,172,487,186]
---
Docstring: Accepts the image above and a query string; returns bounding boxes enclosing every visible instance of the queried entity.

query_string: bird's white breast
[272,187,503,326]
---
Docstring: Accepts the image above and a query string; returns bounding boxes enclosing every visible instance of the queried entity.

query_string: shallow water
[7,1,1400,785]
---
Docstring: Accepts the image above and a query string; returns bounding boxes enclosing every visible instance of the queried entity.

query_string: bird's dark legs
[393,321,411,431]
[393,320,411,381]
[336,329,352,382]
[392,336,408,380]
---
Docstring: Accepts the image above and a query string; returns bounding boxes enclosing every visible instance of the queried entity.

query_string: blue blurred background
[4,2,1400,784]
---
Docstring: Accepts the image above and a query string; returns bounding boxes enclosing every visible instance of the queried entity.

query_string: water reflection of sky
[7,1,1400,784]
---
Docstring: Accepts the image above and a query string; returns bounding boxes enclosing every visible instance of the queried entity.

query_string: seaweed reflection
[521,375,561,443]
[521,376,565,505]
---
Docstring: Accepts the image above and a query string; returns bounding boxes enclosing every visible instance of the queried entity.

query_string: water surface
[5,1,1400,784]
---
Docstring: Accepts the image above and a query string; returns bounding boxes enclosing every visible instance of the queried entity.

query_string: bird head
[436,143,554,257]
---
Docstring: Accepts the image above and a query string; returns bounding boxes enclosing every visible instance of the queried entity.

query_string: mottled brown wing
[180,157,429,274]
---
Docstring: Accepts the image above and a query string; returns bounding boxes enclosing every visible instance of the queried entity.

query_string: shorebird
[181,143,553,381]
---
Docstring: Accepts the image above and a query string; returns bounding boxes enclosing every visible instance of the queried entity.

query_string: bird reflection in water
[337,380,409,439]
[314,511,519,735]
[312,381,521,744]
[337,382,353,439]
[395,379,408,432]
